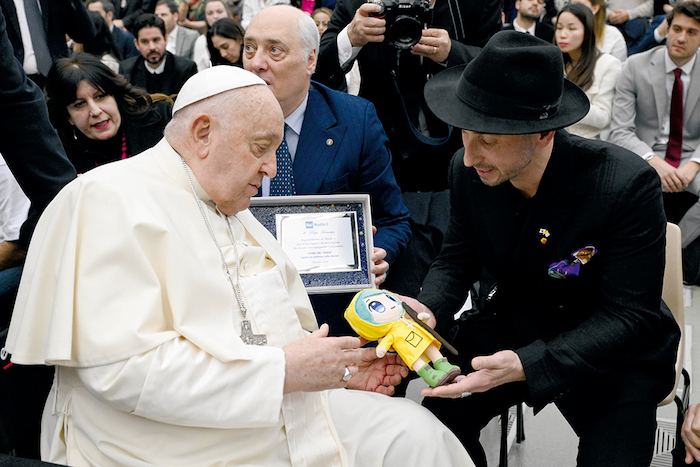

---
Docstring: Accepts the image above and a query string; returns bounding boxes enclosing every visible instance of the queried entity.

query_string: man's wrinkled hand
[282,324,362,394]
[346,347,409,395]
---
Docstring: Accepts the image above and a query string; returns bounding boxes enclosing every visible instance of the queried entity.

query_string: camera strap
[390,67,453,147]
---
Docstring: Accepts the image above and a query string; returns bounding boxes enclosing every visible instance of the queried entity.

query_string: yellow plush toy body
[344,289,460,387]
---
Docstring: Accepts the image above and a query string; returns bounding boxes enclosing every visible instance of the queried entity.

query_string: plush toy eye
[368,301,385,314]
[387,295,400,304]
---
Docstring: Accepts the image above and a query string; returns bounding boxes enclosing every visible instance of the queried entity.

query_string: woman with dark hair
[555,3,622,138]
[80,11,123,73]
[207,18,245,66]
[45,52,172,173]
[193,0,234,70]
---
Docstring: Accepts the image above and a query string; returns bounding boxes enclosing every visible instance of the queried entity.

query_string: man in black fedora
[401,30,680,466]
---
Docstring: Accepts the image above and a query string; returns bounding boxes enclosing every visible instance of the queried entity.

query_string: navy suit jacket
[293,82,411,263]
[112,24,139,60]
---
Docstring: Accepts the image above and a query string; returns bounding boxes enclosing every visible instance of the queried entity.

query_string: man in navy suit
[243,5,411,335]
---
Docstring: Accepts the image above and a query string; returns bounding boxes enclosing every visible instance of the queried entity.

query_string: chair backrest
[660,222,684,407]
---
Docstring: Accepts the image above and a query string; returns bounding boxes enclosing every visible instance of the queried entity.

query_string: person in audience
[400,30,679,467]
[608,2,700,283]
[312,7,332,37]
[119,13,197,96]
[241,0,290,29]
[80,10,123,73]
[5,65,475,467]
[0,154,30,328]
[155,0,200,61]
[501,0,555,42]
[193,0,234,70]
[47,52,171,173]
[208,17,245,66]
[607,0,654,49]
[556,3,622,138]
[112,0,157,34]
[314,0,500,300]
[573,0,628,61]
[87,0,140,60]
[243,5,411,335]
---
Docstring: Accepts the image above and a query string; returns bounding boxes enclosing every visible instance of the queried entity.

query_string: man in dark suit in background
[501,0,554,42]
[119,13,197,96]
[403,31,679,467]
[0,5,77,458]
[0,0,95,87]
[87,0,140,59]
[244,5,411,336]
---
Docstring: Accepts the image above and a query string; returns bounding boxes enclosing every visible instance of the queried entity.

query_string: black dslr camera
[368,0,430,49]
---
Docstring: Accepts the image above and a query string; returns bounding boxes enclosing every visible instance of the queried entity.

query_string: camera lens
[386,15,423,49]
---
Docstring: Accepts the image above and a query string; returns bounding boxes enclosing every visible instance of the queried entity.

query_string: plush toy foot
[433,358,461,386]
[433,357,460,375]
[416,363,447,388]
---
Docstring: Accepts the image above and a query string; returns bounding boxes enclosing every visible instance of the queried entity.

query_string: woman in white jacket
[556,3,622,139]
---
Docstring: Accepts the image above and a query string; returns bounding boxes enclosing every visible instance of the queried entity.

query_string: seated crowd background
[1,0,700,464]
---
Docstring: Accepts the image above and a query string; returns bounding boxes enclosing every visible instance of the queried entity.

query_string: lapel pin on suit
[548,246,597,279]
[539,228,550,244]
[326,138,333,146]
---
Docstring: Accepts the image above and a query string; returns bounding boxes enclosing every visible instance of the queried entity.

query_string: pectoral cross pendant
[240,319,267,345]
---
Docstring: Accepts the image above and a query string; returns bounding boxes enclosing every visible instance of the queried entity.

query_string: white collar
[665,50,696,75]
[144,54,167,74]
[284,91,309,136]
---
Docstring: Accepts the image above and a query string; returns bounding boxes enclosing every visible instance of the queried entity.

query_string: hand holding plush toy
[344,289,460,387]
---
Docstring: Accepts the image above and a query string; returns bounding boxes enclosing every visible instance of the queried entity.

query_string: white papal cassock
[6,139,474,467]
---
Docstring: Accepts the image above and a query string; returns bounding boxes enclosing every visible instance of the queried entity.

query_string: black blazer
[119,51,197,96]
[418,131,679,410]
[0,7,77,247]
[0,0,95,66]
[501,21,555,43]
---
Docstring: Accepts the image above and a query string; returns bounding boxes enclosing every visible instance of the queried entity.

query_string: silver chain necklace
[181,157,267,345]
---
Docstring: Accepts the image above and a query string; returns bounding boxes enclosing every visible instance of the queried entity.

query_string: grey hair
[297,11,319,60]
[164,87,248,143]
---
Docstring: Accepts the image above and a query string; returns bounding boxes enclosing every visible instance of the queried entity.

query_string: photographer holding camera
[315,0,501,297]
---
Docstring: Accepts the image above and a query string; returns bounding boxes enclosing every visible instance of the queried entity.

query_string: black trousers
[422,312,659,467]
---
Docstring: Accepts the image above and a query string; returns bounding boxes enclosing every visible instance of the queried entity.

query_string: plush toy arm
[417,312,430,322]
[376,345,387,358]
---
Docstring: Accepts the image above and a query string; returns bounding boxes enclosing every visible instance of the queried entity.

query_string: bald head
[243,5,319,117]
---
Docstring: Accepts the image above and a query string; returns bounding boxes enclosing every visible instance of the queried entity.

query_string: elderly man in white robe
[4,66,474,467]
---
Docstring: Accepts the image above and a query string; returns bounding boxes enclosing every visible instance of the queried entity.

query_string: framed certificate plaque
[248,194,374,294]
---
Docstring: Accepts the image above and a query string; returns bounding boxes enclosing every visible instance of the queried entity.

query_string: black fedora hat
[424,30,590,135]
